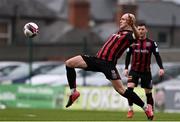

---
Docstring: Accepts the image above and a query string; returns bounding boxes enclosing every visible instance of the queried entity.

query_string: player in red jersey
[65,13,153,120]
[124,22,164,119]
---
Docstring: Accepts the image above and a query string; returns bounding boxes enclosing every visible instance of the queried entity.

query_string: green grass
[0,108,180,121]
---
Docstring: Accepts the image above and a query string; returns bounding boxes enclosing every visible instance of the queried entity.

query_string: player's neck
[139,36,146,40]
[122,26,132,31]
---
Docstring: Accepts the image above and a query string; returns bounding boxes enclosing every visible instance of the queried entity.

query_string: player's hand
[124,69,129,77]
[159,69,165,77]
[127,14,135,27]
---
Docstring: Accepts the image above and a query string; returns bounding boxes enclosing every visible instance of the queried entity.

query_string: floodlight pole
[170,14,176,47]
[82,37,87,86]
[28,37,33,83]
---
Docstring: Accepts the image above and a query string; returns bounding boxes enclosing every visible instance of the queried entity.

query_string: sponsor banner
[0,84,65,109]
[63,86,145,111]
[155,87,180,112]
[154,88,165,111]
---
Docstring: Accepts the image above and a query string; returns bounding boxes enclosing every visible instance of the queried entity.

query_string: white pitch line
[25,114,37,117]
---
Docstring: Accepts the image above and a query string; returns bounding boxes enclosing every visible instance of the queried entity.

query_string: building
[0,0,180,62]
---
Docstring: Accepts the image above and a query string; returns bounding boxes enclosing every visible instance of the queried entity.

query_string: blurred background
[0,0,180,114]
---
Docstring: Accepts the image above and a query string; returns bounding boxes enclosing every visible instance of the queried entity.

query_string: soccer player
[124,22,164,118]
[65,13,154,120]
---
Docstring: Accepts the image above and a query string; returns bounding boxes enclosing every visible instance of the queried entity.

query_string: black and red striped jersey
[125,38,164,72]
[96,30,136,64]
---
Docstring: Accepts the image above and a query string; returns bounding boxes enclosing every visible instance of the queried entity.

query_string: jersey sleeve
[152,41,164,69]
[126,32,136,44]
[125,47,132,69]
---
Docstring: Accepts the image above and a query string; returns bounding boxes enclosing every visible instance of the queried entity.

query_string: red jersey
[96,30,136,64]
[125,38,163,72]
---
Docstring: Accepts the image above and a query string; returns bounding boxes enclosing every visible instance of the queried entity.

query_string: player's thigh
[110,79,125,94]
[103,64,120,80]
[141,72,153,89]
[144,88,152,94]
[128,70,139,87]
[65,55,87,68]
[81,55,105,72]
[103,66,125,94]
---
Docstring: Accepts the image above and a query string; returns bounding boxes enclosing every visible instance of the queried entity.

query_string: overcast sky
[164,0,180,4]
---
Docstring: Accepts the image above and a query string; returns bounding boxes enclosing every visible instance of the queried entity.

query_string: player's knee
[114,86,125,95]
[127,82,135,88]
[128,87,134,92]
[127,76,132,82]
[145,89,152,94]
[65,60,74,67]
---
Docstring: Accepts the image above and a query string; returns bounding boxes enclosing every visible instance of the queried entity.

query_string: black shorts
[81,55,120,80]
[128,70,152,89]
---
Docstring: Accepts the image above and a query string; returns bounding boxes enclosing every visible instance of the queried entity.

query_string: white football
[23,22,38,38]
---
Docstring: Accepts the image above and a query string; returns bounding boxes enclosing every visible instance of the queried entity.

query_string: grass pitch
[0,108,180,121]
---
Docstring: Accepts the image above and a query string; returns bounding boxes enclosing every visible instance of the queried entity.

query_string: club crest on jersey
[111,70,117,79]
[146,42,151,47]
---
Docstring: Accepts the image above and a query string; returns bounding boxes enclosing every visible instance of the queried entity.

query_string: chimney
[68,0,90,29]
[116,0,138,26]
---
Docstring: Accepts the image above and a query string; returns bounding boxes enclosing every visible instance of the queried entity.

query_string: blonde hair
[123,13,136,23]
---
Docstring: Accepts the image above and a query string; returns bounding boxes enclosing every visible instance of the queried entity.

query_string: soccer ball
[23,22,38,38]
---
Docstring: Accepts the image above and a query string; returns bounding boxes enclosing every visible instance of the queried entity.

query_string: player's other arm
[152,41,164,76]
[128,14,140,39]
[124,47,132,76]
[131,24,139,40]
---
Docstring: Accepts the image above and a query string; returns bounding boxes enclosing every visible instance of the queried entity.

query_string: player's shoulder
[146,38,158,46]
[146,38,157,43]
[146,38,154,42]
[118,30,135,41]
[124,30,135,39]
[118,30,133,35]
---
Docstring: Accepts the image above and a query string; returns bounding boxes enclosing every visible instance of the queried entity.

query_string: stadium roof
[137,1,180,26]
[36,20,103,45]
[34,0,180,43]
[0,0,57,19]
[37,0,180,26]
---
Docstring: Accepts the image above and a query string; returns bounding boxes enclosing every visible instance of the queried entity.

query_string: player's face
[137,26,147,39]
[119,14,129,29]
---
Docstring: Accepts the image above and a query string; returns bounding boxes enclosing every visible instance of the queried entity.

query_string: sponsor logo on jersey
[130,43,140,47]
[134,49,149,53]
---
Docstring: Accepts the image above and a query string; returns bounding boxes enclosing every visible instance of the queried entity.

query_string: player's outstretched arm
[127,14,139,39]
